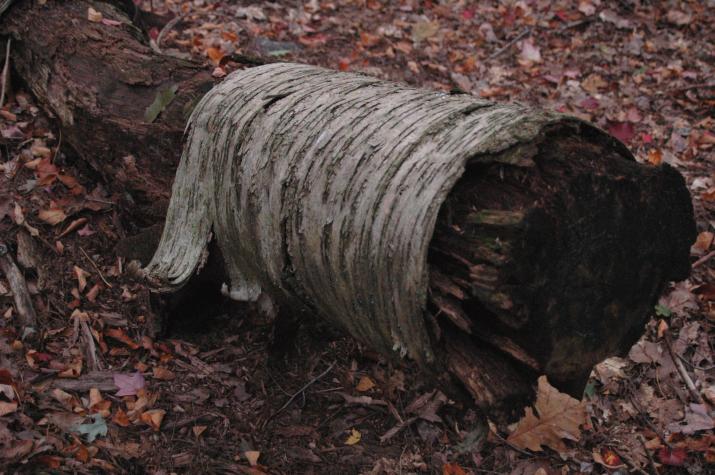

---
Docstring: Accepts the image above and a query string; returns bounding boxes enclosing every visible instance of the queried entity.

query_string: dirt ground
[0,0,713,473]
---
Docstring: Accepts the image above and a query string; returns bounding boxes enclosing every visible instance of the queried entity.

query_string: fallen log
[2,1,696,421]
[1,0,214,220]
[144,63,695,418]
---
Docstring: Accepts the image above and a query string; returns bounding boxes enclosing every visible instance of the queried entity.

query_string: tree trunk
[2,1,696,421]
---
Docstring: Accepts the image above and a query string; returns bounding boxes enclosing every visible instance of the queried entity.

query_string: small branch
[50,371,117,392]
[264,361,336,426]
[0,37,11,108]
[0,241,38,340]
[151,13,186,55]
[672,83,715,93]
[664,332,703,404]
[692,250,715,269]
[79,247,113,288]
[558,16,596,32]
[488,28,530,60]
[637,434,659,475]
[610,445,649,475]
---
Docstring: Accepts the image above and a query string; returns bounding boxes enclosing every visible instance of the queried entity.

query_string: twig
[0,240,38,340]
[0,37,11,108]
[692,250,715,269]
[151,13,187,54]
[637,434,659,475]
[558,15,596,32]
[79,246,113,288]
[492,430,533,457]
[672,83,715,93]
[664,332,703,404]
[625,383,671,449]
[264,361,336,425]
[80,317,102,371]
[488,28,530,60]
[52,129,62,164]
[610,445,649,475]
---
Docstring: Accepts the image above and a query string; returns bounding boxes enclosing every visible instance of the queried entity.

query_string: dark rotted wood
[1,0,214,220]
[429,131,696,396]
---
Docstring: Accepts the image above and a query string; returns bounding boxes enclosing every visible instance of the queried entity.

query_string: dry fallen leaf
[87,7,103,23]
[112,408,131,427]
[0,401,18,416]
[38,208,67,225]
[140,409,166,431]
[519,38,542,64]
[345,428,362,445]
[356,376,376,392]
[244,450,260,466]
[507,376,588,453]
[152,366,176,381]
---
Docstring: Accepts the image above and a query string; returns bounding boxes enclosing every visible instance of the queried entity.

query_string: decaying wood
[0,0,214,220]
[0,240,38,339]
[144,63,695,418]
[428,135,695,393]
[49,371,118,393]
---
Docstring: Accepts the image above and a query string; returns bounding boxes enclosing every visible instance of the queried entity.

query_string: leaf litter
[0,0,713,473]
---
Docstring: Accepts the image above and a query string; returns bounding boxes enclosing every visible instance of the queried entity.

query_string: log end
[429,127,696,405]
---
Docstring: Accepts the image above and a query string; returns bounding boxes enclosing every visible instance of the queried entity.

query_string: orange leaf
[443,463,467,475]
[140,409,166,431]
[206,47,224,64]
[647,149,662,165]
[112,408,131,427]
[356,376,375,392]
[104,328,140,350]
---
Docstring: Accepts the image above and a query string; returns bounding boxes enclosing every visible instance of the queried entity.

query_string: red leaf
[462,9,475,20]
[658,447,687,466]
[443,463,467,475]
[579,97,600,110]
[607,121,635,144]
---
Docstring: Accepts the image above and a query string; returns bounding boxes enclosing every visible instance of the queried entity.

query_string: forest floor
[0,0,713,474]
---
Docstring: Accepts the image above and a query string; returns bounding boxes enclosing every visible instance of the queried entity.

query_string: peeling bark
[144,63,695,417]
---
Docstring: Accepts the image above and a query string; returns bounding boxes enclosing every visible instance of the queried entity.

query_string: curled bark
[145,63,695,416]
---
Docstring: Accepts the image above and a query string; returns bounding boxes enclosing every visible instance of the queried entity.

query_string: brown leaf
[356,376,375,392]
[112,408,131,427]
[38,208,67,226]
[152,367,176,381]
[140,409,166,431]
[507,376,588,453]
[73,265,89,292]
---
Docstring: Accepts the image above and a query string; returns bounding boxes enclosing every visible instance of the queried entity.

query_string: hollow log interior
[429,128,695,406]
